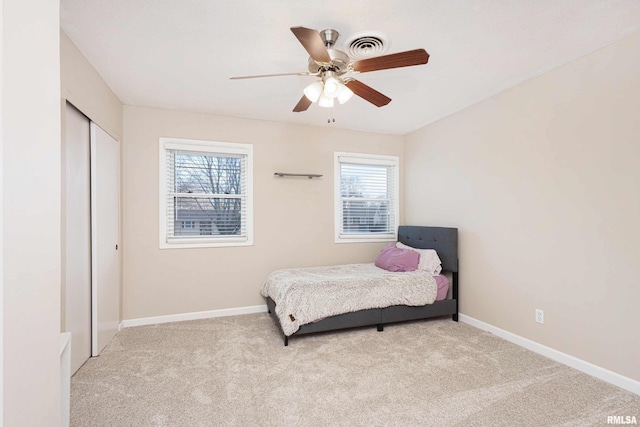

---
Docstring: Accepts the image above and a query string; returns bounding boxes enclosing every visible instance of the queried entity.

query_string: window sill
[335,235,396,244]
[160,239,253,249]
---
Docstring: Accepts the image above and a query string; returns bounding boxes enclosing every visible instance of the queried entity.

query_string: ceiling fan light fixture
[337,85,354,104]
[303,81,323,103]
[318,93,335,108]
[323,76,342,98]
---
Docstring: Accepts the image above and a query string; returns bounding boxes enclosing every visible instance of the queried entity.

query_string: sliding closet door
[65,104,92,374]
[90,123,121,356]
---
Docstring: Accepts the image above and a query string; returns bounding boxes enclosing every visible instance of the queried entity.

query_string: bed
[263,226,458,346]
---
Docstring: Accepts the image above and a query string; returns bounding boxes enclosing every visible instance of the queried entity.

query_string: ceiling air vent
[343,31,389,59]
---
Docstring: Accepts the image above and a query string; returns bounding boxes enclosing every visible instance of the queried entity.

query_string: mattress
[261,263,438,336]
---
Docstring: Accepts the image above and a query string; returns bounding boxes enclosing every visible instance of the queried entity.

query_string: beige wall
[60,31,123,141]
[123,106,403,319]
[404,32,640,381]
[60,30,124,327]
[2,0,62,424]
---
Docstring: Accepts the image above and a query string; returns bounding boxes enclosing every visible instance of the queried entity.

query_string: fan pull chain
[327,106,336,124]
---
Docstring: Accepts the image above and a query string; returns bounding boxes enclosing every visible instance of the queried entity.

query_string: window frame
[159,137,253,249]
[334,151,399,244]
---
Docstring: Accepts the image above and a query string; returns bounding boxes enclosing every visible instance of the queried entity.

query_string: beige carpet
[71,313,639,426]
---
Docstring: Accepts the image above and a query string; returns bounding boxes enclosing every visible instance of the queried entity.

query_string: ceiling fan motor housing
[307,28,350,75]
[307,49,350,74]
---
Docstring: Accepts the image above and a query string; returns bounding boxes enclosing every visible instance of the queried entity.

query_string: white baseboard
[459,314,640,396]
[121,304,268,329]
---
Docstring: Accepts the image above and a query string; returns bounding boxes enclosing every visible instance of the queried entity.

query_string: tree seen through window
[173,152,243,236]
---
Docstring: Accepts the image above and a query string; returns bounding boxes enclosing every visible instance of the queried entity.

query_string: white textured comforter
[261,263,437,336]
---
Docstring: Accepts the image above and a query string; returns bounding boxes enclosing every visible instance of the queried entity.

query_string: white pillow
[395,242,442,275]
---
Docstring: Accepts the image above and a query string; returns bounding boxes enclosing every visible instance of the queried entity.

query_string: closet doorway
[64,103,120,375]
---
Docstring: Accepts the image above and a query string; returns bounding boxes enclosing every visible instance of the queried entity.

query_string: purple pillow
[375,243,420,272]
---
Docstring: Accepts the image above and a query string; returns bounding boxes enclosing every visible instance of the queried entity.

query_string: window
[334,152,399,243]
[159,138,253,248]
[199,221,212,236]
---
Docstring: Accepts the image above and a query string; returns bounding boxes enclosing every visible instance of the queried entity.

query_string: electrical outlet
[535,309,544,324]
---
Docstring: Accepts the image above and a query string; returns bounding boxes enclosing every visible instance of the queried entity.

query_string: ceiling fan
[230,27,430,116]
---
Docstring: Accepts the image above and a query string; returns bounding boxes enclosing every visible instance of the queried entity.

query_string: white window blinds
[335,153,399,242]
[159,139,253,248]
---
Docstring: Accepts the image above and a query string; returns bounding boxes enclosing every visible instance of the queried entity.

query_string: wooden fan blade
[290,27,331,63]
[293,95,312,112]
[230,71,313,80]
[352,49,430,73]
[345,80,391,107]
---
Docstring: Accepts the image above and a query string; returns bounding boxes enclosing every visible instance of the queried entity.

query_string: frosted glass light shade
[323,76,342,98]
[337,86,354,104]
[318,93,335,108]
[303,81,323,103]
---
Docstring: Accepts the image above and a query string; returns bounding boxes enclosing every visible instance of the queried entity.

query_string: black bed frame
[266,226,459,346]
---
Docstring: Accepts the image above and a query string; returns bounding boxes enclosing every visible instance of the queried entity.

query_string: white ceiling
[60,0,640,135]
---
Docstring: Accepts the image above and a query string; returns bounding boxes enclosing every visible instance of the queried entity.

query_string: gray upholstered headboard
[398,226,458,272]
